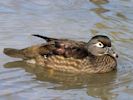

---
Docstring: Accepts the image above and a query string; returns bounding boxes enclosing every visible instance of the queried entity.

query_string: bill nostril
[116,54,118,58]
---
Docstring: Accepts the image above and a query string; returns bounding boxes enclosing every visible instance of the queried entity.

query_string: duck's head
[87,35,118,58]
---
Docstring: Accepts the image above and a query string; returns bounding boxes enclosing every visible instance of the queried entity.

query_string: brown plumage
[3,34,118,74]
[32,34,88,58]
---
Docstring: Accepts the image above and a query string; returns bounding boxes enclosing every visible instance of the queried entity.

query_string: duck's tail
[3,48,26,59]
[32,34,58,42]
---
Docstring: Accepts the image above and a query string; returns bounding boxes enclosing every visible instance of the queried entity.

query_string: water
[0,0,133,100]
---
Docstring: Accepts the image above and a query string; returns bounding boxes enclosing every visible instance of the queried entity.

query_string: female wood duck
[4,35,118,74]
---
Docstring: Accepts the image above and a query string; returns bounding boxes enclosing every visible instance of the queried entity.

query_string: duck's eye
[95,42,104,48]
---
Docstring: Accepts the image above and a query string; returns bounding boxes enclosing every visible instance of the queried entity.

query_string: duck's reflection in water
[4,61,117,100]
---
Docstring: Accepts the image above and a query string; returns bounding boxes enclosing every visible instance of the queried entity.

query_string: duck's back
[4,37,88,60]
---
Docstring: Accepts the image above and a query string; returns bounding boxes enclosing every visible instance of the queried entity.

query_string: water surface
[1,0,133,100]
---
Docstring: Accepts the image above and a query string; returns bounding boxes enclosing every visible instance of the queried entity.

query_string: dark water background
[1,0,133,100]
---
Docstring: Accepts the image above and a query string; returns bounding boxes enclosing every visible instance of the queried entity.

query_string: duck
[4,34,118,74]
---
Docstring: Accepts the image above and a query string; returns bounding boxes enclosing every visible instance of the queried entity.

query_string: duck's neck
[95,55,116,63]
[88,55,117,73]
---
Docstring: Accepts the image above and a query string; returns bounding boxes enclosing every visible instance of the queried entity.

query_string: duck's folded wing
[32,34,88,58]
[4,34,88,59]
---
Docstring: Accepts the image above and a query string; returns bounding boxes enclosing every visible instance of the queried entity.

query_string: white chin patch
[26,59,36,64]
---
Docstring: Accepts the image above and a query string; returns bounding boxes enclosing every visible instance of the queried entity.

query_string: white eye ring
[95,42,104,48]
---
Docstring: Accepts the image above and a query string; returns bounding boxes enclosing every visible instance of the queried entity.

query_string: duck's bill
[105,47,118,58]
